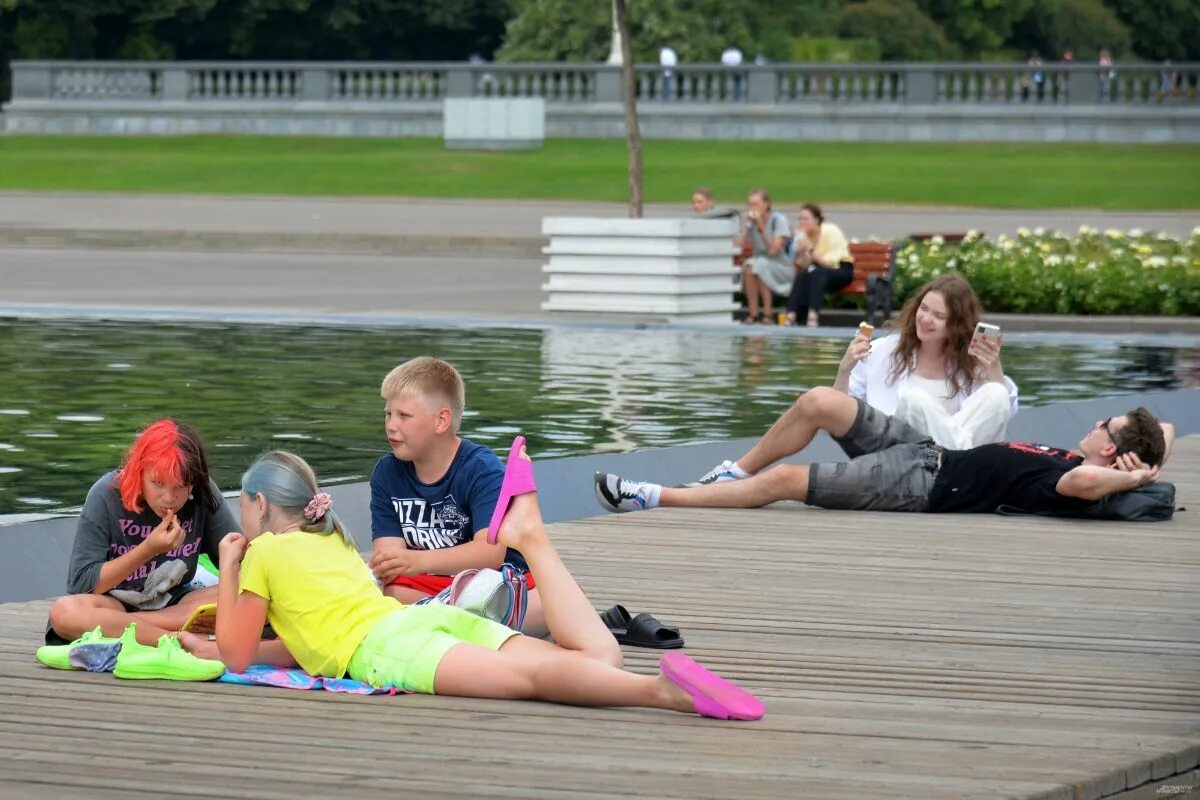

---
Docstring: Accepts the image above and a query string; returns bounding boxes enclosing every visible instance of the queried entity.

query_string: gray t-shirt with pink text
[66,470,239,602]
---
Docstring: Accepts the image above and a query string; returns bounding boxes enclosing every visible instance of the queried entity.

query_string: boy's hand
[145,512,185,556]
[218,532,247,569]
[370,538,425,583]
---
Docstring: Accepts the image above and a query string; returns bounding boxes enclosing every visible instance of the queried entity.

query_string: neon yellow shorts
[346,604,519,694]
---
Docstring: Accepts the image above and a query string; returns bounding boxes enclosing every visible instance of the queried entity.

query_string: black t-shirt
[928,442,1094,515]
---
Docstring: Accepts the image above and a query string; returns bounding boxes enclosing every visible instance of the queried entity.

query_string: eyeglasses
[1101,417,1126,454]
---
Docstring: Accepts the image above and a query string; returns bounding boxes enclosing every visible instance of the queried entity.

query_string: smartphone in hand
[969,322,1001,354]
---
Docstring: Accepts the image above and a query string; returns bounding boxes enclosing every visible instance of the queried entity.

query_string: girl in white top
[834,274,1019,450]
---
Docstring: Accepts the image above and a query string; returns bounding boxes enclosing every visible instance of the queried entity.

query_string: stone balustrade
[6,60,1198,142]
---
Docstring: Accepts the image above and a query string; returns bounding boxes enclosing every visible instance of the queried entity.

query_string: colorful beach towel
[219,665,401,695]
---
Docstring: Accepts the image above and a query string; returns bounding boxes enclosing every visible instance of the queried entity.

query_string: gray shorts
[807,399,942,512]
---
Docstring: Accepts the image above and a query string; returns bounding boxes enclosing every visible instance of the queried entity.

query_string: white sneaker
[594,472,656,513]
[690,460,742,487]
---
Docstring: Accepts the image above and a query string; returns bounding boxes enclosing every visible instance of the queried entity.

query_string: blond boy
[368,358,539,624]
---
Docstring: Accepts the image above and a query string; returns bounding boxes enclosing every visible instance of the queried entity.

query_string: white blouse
[847,333,1019,417]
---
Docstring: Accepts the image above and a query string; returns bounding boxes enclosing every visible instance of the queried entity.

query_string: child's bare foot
[655,671,697,714]
[493,446,548,554]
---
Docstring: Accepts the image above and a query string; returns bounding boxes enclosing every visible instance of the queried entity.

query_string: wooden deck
[1,439,1198,800]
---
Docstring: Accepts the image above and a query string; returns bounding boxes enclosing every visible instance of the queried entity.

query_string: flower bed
[891,227,1200,316]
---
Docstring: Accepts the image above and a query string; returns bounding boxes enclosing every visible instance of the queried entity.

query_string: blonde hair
[380,357,465,432]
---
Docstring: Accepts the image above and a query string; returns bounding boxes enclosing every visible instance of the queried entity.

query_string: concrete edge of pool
[2,386,1197,605]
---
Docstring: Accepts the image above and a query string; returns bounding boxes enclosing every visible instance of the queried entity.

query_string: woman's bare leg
[495,446,620,667]
[433,639,690,711]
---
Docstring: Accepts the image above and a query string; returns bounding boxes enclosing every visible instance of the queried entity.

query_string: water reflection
[0,316,1194,514]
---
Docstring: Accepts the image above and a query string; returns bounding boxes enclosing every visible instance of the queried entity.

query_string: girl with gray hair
[183,445,763,720]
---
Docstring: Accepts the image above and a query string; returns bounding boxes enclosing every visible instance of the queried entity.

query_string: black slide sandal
[599,604,685,649]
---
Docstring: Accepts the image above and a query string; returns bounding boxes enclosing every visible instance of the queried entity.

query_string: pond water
[0,316,1196,516]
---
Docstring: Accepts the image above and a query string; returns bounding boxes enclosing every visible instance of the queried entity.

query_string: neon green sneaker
[113,625,225,681]
[35,626,121,671]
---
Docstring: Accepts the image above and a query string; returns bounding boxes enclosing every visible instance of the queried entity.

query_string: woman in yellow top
[786,204,854,327]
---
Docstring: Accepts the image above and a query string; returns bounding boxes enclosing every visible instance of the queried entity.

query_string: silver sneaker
[594,472,656,513]
[688,460,742,487]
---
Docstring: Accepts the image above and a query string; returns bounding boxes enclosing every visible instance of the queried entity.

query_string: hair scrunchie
[303,492,333,521]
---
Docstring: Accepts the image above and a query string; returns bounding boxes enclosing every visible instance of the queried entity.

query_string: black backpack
[997,482,1178,522]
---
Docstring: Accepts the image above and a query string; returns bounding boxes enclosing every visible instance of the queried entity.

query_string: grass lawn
[0,136,1197,210]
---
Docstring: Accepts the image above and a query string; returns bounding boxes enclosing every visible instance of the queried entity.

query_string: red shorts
[389,571,536,595]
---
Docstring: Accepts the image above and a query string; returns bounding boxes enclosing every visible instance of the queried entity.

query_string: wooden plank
[1,436,1197,800]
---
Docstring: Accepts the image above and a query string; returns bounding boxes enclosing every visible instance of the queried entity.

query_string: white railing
[11,60,1199,108]
[329,67,444,100]
[474,67,595,102]
[189,68,302,99]
[50,67,159,99]
[776,66,905,102]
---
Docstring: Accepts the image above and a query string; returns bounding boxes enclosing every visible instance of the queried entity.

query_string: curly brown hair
[888,274,983,400]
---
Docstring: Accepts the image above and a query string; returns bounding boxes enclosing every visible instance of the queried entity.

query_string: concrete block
[443,98,544,150]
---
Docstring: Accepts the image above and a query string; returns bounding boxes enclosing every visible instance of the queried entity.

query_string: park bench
[734,240,896,325]
[842,241,896,326]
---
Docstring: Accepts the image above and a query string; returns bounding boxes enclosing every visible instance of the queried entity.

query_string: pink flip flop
[486,436,538,546]
[660,650,765,721]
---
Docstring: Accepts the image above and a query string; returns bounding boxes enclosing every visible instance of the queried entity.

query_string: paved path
[0,248,545,320]
[4,247,1200,333]
[2,438,1197,799]
[1,191,1197,243]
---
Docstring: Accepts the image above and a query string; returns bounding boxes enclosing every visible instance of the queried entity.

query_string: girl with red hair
[46,419,240,646]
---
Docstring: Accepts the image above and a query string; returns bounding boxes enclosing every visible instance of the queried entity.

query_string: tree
[838,0,955,60]
[614,0,642,218]
[1009,0,1132,60]
[498,0,754,63]
[914,0,1035,56]
[1104,0,1200,61]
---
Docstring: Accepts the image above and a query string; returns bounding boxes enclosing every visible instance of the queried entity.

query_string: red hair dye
[115,419,216,513]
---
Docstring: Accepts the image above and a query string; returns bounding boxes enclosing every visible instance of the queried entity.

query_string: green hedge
[891,227,1200,316]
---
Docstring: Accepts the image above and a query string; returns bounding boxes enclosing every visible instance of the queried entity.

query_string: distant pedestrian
[1098,48,1114,101]
[721,45,744,101]
[1021,51,1045,101]
[660,46,678,101]
[691,187,715,215]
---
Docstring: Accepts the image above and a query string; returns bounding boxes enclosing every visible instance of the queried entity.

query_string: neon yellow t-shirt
[239,530,401,678]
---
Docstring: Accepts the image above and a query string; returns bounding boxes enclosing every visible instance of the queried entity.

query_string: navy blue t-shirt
[369,438,527,572]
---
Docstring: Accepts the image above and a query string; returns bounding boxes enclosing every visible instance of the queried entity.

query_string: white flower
[1044,255,1062,266]
[930,235,944,246]
[999,239,1015,251]
[1016,227,1031,237]
[964,229,979,241]
[1192,225,1200,237]
[1105,229,1124,239]
[1086,262,1099,270]
[1128,228,1143,237]
[1033,226,1046,236]
[1172,255,1188,265]
[1144,256,1168,268]
[1078,224,1093,235]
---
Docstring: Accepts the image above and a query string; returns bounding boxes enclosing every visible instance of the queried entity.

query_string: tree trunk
[614,0,643,218]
